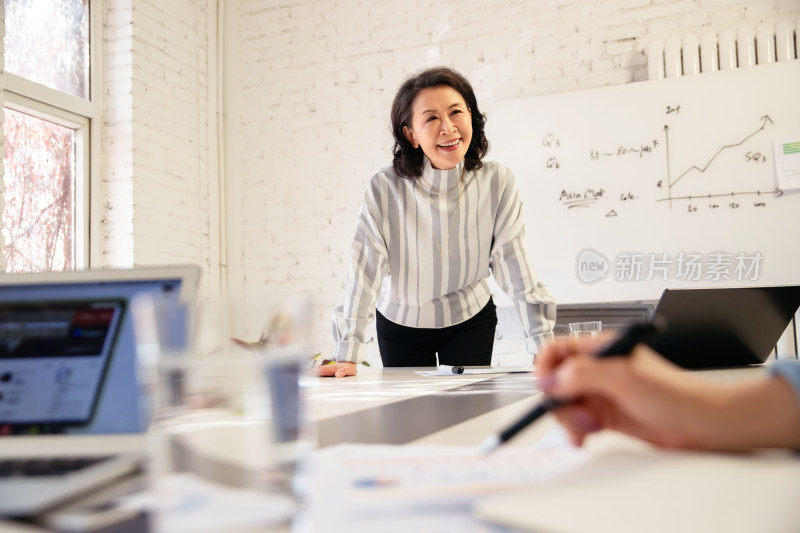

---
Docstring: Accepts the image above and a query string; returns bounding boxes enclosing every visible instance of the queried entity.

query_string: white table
[7,363,784,532]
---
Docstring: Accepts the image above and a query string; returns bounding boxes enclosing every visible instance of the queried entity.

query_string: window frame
[3,93,90,269]
[1,0,101,270]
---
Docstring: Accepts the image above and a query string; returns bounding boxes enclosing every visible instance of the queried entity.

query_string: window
[2,0,95,273]
[2,108,79,272]
[3,0,89,99]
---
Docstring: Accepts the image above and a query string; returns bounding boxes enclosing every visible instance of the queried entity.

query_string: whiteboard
[484,60,800,304]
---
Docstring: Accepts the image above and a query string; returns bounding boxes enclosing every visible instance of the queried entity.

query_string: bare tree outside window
[2,0,90,272]
[4,0,89,99]
[2,108,75,272]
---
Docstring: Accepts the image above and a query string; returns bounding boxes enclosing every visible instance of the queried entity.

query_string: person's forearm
[701,376,800,451]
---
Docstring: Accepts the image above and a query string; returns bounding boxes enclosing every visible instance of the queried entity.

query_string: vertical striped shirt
[769,361,800,409]
[333,157,556,363]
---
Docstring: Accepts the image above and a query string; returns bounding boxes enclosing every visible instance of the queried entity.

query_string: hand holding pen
[479,322,660,454]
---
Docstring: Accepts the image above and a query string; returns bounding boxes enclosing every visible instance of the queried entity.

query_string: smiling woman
[401,85,473,171]
[319,67,557,378]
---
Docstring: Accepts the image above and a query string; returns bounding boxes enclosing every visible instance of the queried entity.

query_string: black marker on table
[439,364,465,374]
[477,321,659,455]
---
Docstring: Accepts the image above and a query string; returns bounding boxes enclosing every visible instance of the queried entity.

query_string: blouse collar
[420,157,465,195]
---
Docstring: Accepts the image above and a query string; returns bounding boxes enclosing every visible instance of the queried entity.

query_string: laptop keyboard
[0,456,112,478]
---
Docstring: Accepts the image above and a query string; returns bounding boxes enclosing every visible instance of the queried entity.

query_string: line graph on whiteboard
[485,60,800,300]
[551,108,786,217]
[657,113,783,212]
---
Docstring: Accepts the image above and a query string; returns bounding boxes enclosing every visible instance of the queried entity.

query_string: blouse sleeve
[768,360,800,410]
[489,167,557,353]
[332,179,390,363]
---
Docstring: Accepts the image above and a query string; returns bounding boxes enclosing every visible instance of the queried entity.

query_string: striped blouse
[332,157,556,363]
[769,361,800,408]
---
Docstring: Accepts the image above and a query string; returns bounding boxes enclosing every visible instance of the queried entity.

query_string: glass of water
[568,321,603,339]
[131,294,314,532]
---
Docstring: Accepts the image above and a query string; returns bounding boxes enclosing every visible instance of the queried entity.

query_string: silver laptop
[0,265,200,517]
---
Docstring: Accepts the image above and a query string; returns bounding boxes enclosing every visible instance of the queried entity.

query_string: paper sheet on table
[303,426,585,533]
[416,366,534,376]
[119,473,295,533]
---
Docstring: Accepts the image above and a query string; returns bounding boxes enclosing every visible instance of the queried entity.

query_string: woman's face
[402,85,472,170]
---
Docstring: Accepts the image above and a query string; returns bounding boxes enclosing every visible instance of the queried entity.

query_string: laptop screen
[0,299,125,429]
[0,269,197,435]
[648,286,800,369]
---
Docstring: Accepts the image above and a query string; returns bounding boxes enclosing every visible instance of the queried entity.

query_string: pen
[439,364,465,374]
[477,322,659,455]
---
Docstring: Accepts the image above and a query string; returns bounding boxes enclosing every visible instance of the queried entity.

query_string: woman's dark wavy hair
[390,67,489,178]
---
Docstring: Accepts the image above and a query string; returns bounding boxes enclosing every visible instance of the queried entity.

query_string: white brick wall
[224,0,800,363]
[102,1,135,268]
[101,0,215,297]
[6,1,797,362]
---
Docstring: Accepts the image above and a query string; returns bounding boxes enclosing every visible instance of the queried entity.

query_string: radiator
[644,19,800,79]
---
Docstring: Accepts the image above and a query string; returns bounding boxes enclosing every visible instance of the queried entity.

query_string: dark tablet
[647,286,800,369]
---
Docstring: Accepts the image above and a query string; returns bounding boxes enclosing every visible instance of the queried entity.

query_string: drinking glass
[132,294,314,532]
[568,321,603,339]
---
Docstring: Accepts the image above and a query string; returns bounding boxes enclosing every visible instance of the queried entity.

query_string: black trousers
[376,299,498,367]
